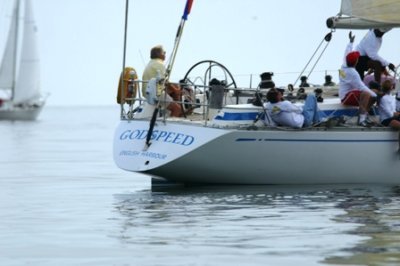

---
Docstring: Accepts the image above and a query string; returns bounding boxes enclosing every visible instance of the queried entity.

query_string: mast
[120,0,129,118]
[11,0,20,101]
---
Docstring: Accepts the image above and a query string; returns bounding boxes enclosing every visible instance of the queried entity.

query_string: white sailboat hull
[114,120,400,185]
[0,101,44,120]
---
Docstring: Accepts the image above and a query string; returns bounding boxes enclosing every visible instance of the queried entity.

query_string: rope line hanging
[293,30,334,86]
[307,32,333,78]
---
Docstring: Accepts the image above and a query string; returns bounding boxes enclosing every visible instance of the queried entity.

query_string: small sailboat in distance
[0,0,46,120]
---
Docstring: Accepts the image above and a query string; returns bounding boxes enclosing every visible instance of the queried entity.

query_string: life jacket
[116,67,138,104]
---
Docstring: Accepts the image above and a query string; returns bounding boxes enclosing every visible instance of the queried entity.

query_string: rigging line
[138,49,146,67]
[144,0,193,149]
[293,32,332,86]
[293,37,325,86]
[307,39,332,78]
[164,20,185,82]
[159,19,186,122]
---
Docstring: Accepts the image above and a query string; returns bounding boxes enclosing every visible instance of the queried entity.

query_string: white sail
[341,0,400,24]
[14,0,41,103]
[0,0,18,90]
[328,0,400,29]
[0,0,44,120]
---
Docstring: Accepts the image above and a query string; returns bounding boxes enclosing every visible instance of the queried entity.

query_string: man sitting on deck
[265,89,326,128]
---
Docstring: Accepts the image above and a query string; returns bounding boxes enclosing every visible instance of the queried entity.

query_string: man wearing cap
[355,28,395,84]
[339,32,377,127]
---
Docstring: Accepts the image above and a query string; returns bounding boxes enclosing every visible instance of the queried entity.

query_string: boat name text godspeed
[119,129,195,146]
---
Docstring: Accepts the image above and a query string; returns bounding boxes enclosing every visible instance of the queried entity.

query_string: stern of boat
[113,119,229,174]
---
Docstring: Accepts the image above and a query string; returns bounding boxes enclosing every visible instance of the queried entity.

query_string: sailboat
[0,0,45,121]
[113,0,400,185]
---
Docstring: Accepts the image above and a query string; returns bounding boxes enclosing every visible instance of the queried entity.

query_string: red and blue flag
[182,0,193,20]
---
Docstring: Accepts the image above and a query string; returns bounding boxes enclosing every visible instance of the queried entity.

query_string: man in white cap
[355,28,395,84]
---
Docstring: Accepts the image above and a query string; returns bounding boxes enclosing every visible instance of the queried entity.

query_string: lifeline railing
[119,80,261,124]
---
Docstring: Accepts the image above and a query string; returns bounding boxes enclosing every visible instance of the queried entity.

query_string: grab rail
[119,80,261,123]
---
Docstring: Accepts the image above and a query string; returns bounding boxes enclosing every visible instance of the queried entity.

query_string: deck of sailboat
[123,111,394,133]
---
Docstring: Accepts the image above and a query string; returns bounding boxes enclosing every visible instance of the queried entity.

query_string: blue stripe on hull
[214,109,360,121]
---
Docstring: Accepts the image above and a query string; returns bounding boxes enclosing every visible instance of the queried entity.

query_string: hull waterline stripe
[236,138,397,143]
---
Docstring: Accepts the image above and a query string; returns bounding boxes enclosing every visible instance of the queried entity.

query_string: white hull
[114,119,400,185]
[0,101,45,120]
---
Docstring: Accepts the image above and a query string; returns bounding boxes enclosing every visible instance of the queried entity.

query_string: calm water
[1,106,400,266]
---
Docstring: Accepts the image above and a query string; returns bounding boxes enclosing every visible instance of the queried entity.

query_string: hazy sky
[2,0,400,106]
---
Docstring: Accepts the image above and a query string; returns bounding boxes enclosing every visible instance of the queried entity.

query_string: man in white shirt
[265,89,325,128]
[339,32,377,127]
[378,80,400,155]
[355,29,395,84]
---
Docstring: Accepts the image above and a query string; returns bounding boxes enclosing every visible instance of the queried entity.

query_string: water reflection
[323,186,400,265]
[112,185,400,265]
